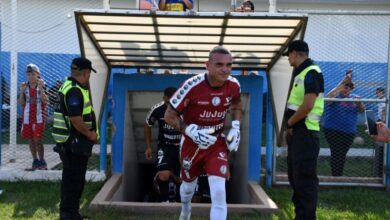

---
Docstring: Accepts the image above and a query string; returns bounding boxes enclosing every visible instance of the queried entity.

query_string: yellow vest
[287,65,324,131]
[51,79,99,143]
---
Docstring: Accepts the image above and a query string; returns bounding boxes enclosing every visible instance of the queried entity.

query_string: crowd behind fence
[0,1,389,186]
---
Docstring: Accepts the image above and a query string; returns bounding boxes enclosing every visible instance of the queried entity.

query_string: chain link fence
[0,0,105,177]
[275,13,390,186]
[1,1,389,186]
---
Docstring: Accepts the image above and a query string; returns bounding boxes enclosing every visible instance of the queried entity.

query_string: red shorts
[21,123,45,139]
[180,137,229,182]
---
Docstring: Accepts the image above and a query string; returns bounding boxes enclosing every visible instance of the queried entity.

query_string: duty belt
[287,103,321,121]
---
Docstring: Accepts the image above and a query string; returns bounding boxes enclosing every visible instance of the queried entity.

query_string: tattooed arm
[164,104,187,133]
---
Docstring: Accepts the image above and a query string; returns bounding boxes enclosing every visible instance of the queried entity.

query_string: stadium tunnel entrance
[74,10,308,214]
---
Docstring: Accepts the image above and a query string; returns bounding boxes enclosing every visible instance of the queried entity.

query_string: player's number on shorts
[158,155,164,164]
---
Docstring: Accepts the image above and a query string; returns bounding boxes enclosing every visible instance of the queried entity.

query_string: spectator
[144,87,182,202]
[374,87,386,177]
[159,0,193,11]
[51,57,98,220]
[283,40,324,220]
[235,0,254,12]
[163,69,173,75]
[19,64,48,171]
[164,46,242,220]
[323,72,365,176]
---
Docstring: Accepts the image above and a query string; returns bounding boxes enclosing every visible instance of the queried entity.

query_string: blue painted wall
[112,74,264,181]
[1,52,386,96]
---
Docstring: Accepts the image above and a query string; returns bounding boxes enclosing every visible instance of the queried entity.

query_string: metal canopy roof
[75,10,308,70]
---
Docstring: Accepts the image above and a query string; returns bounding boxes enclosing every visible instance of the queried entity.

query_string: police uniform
[286,58,324,220]
[52,71,97,219]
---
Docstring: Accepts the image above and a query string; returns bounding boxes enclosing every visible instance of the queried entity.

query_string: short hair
[208,46,231,61]
[376,87,385,93]
[164,87,177,98]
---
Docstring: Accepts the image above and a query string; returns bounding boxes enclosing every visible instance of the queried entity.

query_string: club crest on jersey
[212,96,221,106]
[224,97,232,106]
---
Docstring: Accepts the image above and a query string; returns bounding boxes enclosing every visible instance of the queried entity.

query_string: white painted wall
[1,0,103,53]
[307,15,390,63]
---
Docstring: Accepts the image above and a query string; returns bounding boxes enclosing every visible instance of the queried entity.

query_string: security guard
[52,57,98,220]
[283,40,324,220]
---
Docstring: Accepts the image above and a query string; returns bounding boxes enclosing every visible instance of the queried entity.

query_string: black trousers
[59,145,89,219]
[287,126,320,220]
[324,128,354,176]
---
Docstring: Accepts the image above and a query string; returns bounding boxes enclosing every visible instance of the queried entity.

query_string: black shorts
[156,144,180,176]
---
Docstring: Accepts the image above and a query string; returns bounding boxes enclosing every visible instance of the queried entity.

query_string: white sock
[209,175,227,220]
[180,179,197,215]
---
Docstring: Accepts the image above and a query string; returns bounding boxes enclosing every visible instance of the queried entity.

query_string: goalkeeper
[164,46,242,220]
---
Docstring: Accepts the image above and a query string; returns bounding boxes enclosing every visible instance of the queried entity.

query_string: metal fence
[1,1,389,186]
[0,0,106,180]
[274,13,390,187]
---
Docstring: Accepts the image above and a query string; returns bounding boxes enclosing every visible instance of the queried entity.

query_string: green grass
[275,157,377,177]
[0,181,389,220]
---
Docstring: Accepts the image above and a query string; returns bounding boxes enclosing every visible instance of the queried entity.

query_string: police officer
[52,57,98,220]
[283,40,324,220]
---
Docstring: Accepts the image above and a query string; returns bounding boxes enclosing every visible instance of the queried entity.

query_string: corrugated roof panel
[89,24,155,33]
[83,15,153,24]
[76,10,307,69]
[158,26,222,34]
[94,34,156,41]
[227,18,301,27]
[159,35,220,43]
[223,36,287,44]
[225,28,294,36]
[156,17,224,26]
[103,49,160,56]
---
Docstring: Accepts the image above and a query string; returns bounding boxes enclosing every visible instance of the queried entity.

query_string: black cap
[71,57,96,73]
[282,40,309,56]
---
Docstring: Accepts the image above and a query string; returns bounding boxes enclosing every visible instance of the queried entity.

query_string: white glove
[227,120,240,152]
[185,124,217,150]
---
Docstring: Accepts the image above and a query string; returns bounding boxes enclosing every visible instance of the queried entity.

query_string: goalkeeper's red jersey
[169,73,241,136]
